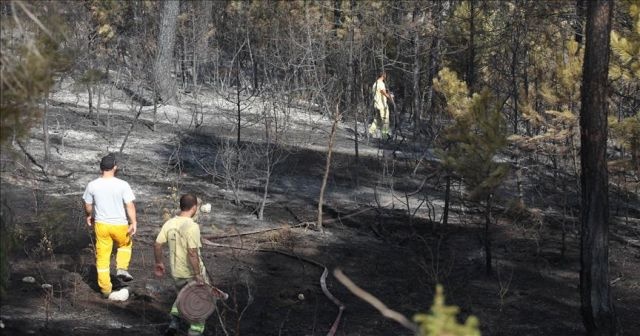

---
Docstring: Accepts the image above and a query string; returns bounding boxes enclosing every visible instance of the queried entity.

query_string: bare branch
[15,0,53,39]
[333,269,418,334]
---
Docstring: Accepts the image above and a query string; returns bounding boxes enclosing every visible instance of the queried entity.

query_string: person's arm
[187,248,204,284]
[153,242,165,277]
[84,203,94,227]
[381,88,393,101]
[378,80,393,101]
[125,202,137,235]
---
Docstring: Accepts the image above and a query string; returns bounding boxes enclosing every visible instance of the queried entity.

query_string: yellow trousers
[95,222,132,295]
[369,105,390,136]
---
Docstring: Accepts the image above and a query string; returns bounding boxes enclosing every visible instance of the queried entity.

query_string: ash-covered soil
[1,85,639,336]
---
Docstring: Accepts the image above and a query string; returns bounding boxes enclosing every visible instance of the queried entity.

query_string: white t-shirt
[83,177,135,225]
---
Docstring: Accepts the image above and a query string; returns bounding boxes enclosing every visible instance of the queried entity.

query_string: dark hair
[100,153,116,171]
[379,71,387,77]
[179,194,198,211]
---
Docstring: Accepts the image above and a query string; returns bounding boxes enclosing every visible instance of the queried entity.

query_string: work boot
[163,326,177,336]
[164,316,179,336]
[165,315,189,336]
[116,269,133,282]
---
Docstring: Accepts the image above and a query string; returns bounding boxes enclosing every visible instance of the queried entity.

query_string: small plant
[30,201,69,260]
[32,232,54,259]
[335,270,481,336]
[496,263,514,312]
[418,236,455,288]
[161,186,181,221]
[42,283,54,329]
[414,284,481,336]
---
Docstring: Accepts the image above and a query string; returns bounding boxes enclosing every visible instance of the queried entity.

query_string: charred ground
[1,89,639,336]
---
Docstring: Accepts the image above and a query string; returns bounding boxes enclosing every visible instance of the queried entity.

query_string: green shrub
[414,285,481,336]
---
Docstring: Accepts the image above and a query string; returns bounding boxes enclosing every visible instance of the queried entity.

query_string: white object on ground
[298,293,305,301]
[22,276,36,284]
[200,203,212,213]
[41,284,53,290]
[108,288,129,301]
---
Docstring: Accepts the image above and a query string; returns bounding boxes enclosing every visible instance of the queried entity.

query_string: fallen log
[203,202,389,241]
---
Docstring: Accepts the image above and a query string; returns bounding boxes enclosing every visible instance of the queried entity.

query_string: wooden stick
[333,269,418,333]
[16,140,48,177]
[203,202,390,241]
[202,223,309,240]
[321,267,345,336]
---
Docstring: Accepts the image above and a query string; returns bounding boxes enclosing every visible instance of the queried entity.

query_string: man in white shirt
[83,153,137,301]
[368,71,394,138]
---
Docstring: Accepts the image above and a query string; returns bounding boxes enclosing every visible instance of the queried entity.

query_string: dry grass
[262,225,296,250]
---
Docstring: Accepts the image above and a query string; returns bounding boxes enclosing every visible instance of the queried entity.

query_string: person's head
[379,71,387,80]
[100,153,117,173]
[179,194,198,216]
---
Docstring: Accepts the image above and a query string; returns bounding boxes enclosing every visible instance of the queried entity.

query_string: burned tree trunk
[318,104,341,232]
[466,0,476,93]
[411,5,423,126]
[42,90,50,166]
[442,174,451,226]
[484,193,492,275]
[154,0,179,103]
[579,0,617,335]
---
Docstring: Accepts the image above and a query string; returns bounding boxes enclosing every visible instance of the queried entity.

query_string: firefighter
[368,71,394,138]
[154,194,209,336]
[83,153,136,301]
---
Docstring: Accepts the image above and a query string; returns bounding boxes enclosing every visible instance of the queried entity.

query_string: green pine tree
[1,13,70,144]
[0,5,70,297]
[434,68,509,274]
[610,0,640,81]
[610,0,640,171]
[509,39,583,176]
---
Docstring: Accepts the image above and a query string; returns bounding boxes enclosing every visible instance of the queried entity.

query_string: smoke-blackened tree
[154,0,179,103]
[579,0,618,334]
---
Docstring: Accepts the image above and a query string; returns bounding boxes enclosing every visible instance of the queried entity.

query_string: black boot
[164,315,182,336]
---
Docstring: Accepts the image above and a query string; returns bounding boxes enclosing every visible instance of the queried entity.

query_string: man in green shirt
[154,194,208,336]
